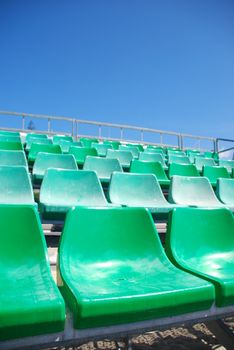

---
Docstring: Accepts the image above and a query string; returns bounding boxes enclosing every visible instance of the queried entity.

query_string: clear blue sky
[0,0,233,141]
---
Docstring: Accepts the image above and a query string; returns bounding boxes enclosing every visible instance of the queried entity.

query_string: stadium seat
[144,148,165,156]
[0,166,35,205]
[83,156,122,184]
[40,169,109,220]
[0,205,65,340]
[0,150,27,167]
[0,130,20,137]
[106,149,133,170]
[25,137,53,152]
[58,206,214,329]
[80,137,99,148]
[28,143,62,165]
[188,153,204,164]
[219,159,234,175]
[130,160,170,188]
[126,143,144,152]
[168,163,199,178]
[167,150,186,156]
[0,135,22,143]
[139,152,168,169]
[202,165,230,187]
[109,172,179,218]
[25,133,48,142]
[165,207,234,307]
[168,154,190,164]
[32,153,78,184]
[0,140,23,151]
[216,179,234,206]
[53,135,73,143]
[92,143,113,157]
[69,146,98,168]
[168,176,231,209]
[103,140,120,149]
[119,145,139,158]
[195,157,216,173]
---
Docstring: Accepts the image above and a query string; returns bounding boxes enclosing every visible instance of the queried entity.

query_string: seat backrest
[139,152,167,167]
[33,153,78,177]
[69,146,98,165]
[195,157,216,172]
[216,178,234,205]
[106,149,133,167]
[0,135,21,143]
[0,130,20,137]
[40,169,108,206]
[168,163,199,178]
[202,166,230,183]
[103,140,120,149]
[109,172,168,206]
[144,148,164,156]
[84,156,122,179]
[53,135,73,144]
[130,160,169,181]
[59,206,168,271]
[168,154,190,164]
[80,138,99,148]
[92,143,113,157]
[25,133,48,142]
[165,207,234,277]
[119,145,139,158]
[0,150,27,167]
[168,175,221,206]
[28,144,62,162]
[0,140,23,151]
[126,143,144,152]
[25,138,53,151]
[219,160,234,174]
[0,166,34,204]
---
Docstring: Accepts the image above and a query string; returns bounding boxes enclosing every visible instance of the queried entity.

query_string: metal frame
[0,110,216,151]
[1,305,234,350]
[215,138,234,158]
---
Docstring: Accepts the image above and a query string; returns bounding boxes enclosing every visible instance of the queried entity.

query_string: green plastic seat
[83,156,123,184]
[53,134,73,143]
[144,148,165,156]
[28,143,62,165]
[202,165,230,187]
[219,160,234,174]
[106,149,133,170]
[165,207,234,307]
[0,140,23,151]
[195,157,216,172]
[186,149,201,156]
[59,206,214,329]
[0,150,27,167]
[168,176,227,209]
[0,135,22,143]
[25,133,48,142]
[92,143,113,157]
[40,169,109,220]
[0,130,20,137]
[188,153,204,163]
[167,150,186,156]
[25,137,53,151]
[33,153,78,184]
[130,160,170,188]
[204,151,219,160]
[109,172,179,218]
[103,140,120,149]
[80,137,99,148]
[119,145,139,159]
[126,143,144,152]
[0,205,65,340]
[216,179,234,206]
[0,166,35,204]
[69,146,98,168]
[139,152,168,169]
[168,154,190,164]
[168,163,199,178]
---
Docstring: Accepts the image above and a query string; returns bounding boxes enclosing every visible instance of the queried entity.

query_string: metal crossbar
[0,110,216,151]
[216,138,234,159]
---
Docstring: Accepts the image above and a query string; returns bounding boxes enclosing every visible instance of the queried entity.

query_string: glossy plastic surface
[0,150,27,167]
[25,133,48,142]
[195,157,216,172]
[130,160,170,187]
[83,156,123,183]
[109,172,178,217]
[119,145,139,159]
[219,160,234,174]
[139,152,167,169]
[103,140,120,149]
[40,169,108,220]
[168,176,224,208]
[69,146,98,167]
[25,138,52,151]
[168,163,199,178]
[0,140,23,151]
[80,138,99,148]
[0,130,20,137]
[168,155,190,164]
[126,143,144,151]
[106,149,133,169]
[202,165,230,187]
[0,205,65,340]
[0,135,21,143]
[216,178,234,206]
[28,143,62,164]
[165,207,234,307]
[33,153,78,184]
[59,206,214,329]
[53,135,73,143]
[0,166,35,204]
[92,143,113,157]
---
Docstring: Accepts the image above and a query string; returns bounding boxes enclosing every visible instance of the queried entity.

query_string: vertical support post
[22,116,25,130]
[71,120,75,138]
[120,127,123,140]
[48,118,51,133]
[214,139,218,153]
[140,130,143,142]
[179,135,183,150]
[76,122,79,140]
[98,125,101,139]
[160,132,163,145]
[198,138,201,151]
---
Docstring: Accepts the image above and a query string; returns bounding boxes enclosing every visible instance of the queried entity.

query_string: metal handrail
[0,110,216,150]
[215,138,234,155]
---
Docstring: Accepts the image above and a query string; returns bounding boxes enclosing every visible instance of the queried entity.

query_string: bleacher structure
[0,111,234,350]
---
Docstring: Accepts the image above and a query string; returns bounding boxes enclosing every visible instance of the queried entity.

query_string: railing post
[22,116,25,130]
[98,125,101,139]
[160,133,163,145]
[48,118,51,133]
[140,130,143,142]
[120,127,123,140]
[214,139,218,153]
[179,135,183,149]
[76,122,79,139]
[71,120,75,138]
